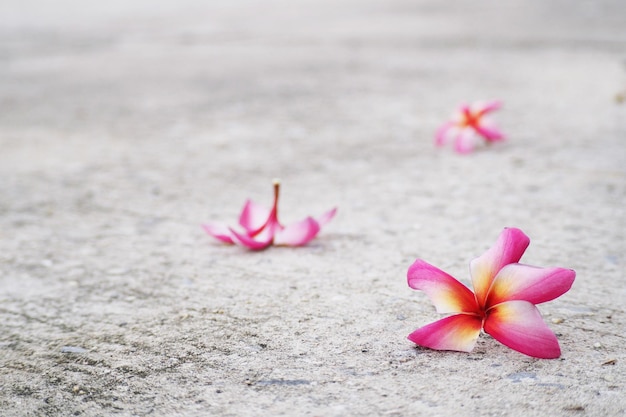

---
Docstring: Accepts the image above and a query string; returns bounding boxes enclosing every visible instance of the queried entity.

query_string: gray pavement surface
[1,1,625,416]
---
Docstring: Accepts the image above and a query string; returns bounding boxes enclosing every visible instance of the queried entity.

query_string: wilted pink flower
[203,180,336,251]
[436,100,505,154]
[407,228,575,358]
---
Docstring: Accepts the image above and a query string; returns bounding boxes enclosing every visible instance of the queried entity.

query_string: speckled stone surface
[1,1,625,416]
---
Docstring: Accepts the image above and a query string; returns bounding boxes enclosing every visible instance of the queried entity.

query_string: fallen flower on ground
[407,227,575,358]
[203,179,336,250]
[436,100,505,154]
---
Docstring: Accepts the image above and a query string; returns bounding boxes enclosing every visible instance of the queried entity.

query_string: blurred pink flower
[407,228,575,358]
[436,100,505,154]
[203,180,336,251]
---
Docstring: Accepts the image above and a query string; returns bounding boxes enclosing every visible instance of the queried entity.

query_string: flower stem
[272,178,280,220]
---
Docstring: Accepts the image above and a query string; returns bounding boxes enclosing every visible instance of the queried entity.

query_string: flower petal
[317,207,337,227]
[484,300,561,358]
[470,228,530,308]
[475,122,505,142]
[473,100,502,117]
[274,217,321,246]
[486,264,576,307]
[229,227,274,250]
[238,199,271,233]
[453,128,477,154]
[408,314,482,353]
[202,223,234,244]
[407,260,479,314]
[435,122,455,146]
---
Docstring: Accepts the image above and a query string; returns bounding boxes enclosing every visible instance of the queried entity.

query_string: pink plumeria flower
[436,100,505,154]
[203,179,337,251]
[407,228,575,358]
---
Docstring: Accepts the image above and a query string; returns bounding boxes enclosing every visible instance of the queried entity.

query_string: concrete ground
[1,1,625,416]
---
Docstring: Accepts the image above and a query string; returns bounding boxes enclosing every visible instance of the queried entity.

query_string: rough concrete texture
[1,1,625,416]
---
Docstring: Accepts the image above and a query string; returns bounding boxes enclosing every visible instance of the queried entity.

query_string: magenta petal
[202,223,234,244]
[274,217,321,246]
[470,228,530,307]
[408,314,482,353]
[238,199,271,233]
[317,207,337,227]
[487,264,576,307]
[229,227,274,250]
[475,123,505,142]
[484,300,561,358]
[435,122,454,146]
[458,103,471,114]
[474,100,502,116]
[407,259,479,314]
[453,128,477,154]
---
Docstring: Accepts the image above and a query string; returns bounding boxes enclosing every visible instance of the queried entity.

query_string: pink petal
[274,217,320,246]
[435,122,455,146]
[408,314,482,353]
[229,227,274,250]
[317,207,337,227]
[202,223,234,244]
[486,264,576,307]
[470,228,530,308]
[453,128,477,154]
[474,100,502,117]
[407,259,479,314]
[484,300,561,358]
[457,103,471,115]
[475,123,505,142]
[238,199,271,233]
